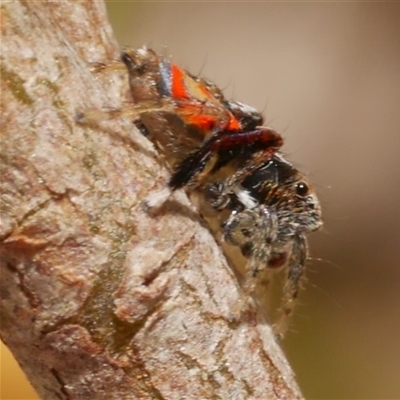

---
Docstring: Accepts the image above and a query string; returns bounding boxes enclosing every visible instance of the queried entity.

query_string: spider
[79,47,323,339]
[195,153,322,338]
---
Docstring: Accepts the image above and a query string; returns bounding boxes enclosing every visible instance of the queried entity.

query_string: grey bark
[0,1,302,399]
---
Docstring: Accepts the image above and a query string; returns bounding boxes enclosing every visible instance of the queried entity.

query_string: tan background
[2,2,400,399]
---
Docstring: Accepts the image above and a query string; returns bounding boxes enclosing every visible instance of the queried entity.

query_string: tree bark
[0,1,302,399]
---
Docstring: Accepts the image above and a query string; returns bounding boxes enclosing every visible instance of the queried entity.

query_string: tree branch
[0,1,302,399]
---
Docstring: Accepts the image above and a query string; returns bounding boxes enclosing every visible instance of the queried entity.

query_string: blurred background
[2,2,400,399]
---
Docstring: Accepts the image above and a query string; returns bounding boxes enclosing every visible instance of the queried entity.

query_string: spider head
[240,154,323,241]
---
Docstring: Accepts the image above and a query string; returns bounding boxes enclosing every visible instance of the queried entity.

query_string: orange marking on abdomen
[171,64,190,99]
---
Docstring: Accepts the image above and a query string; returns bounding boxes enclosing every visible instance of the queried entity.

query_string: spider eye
[295,181,309,196]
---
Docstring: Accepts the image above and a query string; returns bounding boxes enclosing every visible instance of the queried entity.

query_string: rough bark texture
[0,1,302,399]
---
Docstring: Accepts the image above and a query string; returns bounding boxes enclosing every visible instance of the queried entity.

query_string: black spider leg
[168,135,216,189]
[169,128,283,190]
[272,233,307,340]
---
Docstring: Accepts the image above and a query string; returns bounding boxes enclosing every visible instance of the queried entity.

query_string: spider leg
[272,233,308,340]
[75,99,179,125]
[243,207,278,292]
[169,127,283,189]
[89,59,127,74]
[222,206,279,315]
